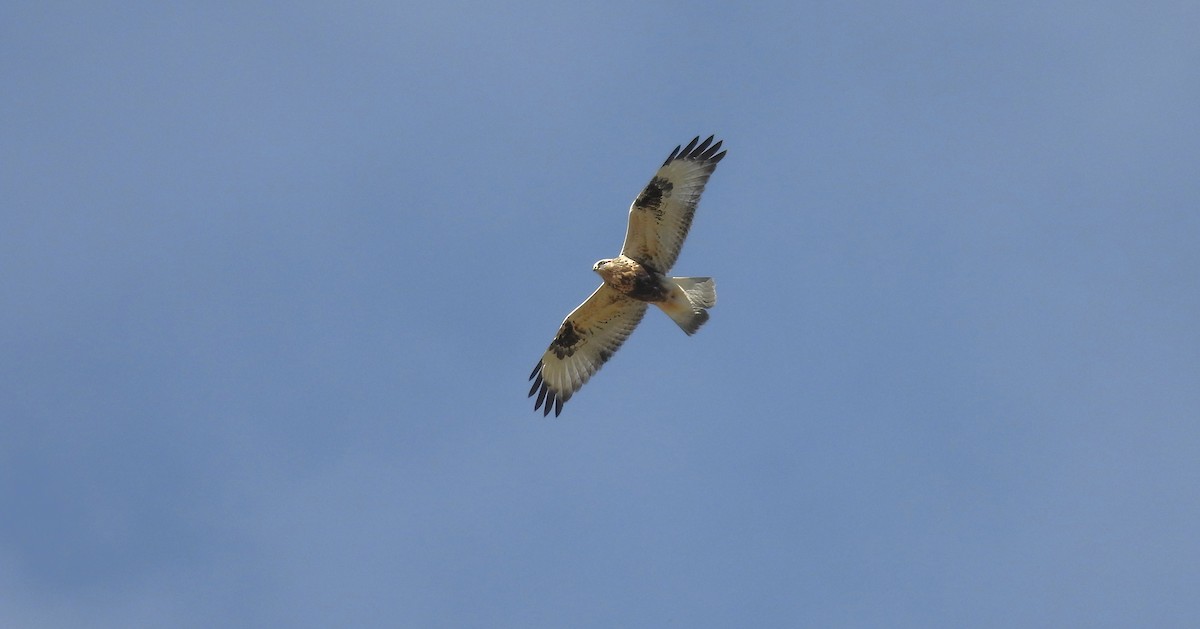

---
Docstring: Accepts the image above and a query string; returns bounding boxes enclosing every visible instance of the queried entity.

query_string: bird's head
[592,259,612,273]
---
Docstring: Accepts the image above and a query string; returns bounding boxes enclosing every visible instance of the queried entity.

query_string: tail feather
[674,277,717,308]
[659,277,716,335]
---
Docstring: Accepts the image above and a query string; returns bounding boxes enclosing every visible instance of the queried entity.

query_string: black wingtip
[699,140,723,161]
[680,136,700,157]
[531,375,562,417]
[663,143,683,166]
[530,381,567,417]
[665,135,726,165]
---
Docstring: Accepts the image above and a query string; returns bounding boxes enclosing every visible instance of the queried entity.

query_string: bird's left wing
[529,284,648,417]
[619,135,726,273]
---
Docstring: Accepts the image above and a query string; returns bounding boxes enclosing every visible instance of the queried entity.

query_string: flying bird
[529,136,726,416]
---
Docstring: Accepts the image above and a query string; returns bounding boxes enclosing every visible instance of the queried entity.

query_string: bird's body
[529,136,726,416]
[594,255,668,302]
[594,255,715,335]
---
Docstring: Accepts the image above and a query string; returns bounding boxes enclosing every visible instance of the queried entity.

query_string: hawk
[529,135,726,416]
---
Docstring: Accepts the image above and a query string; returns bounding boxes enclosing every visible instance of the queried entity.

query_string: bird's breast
[602,256,669,303]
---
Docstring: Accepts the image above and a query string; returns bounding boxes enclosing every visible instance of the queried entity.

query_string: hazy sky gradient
[3,2,1198,627]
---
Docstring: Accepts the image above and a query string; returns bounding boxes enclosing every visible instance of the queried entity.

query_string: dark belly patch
[626,272,669,302]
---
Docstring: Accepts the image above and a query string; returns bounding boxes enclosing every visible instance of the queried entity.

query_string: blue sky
[3,1,1198,627]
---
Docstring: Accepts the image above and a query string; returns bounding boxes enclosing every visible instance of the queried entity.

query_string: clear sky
[3,2,1198,627]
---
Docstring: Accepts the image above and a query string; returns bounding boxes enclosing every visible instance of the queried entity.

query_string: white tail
[658,277,717,335]
[675,277,717,308]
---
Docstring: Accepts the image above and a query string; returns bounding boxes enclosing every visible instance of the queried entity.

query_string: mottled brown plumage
[594,255,670,302]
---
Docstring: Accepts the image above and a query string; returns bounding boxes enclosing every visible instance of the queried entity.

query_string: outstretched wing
[529,284,648,417]
[619,135,726,273]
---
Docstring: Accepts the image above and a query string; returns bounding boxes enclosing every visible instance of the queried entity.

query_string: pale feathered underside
[619,135,726,274]
[528,285,648,417]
